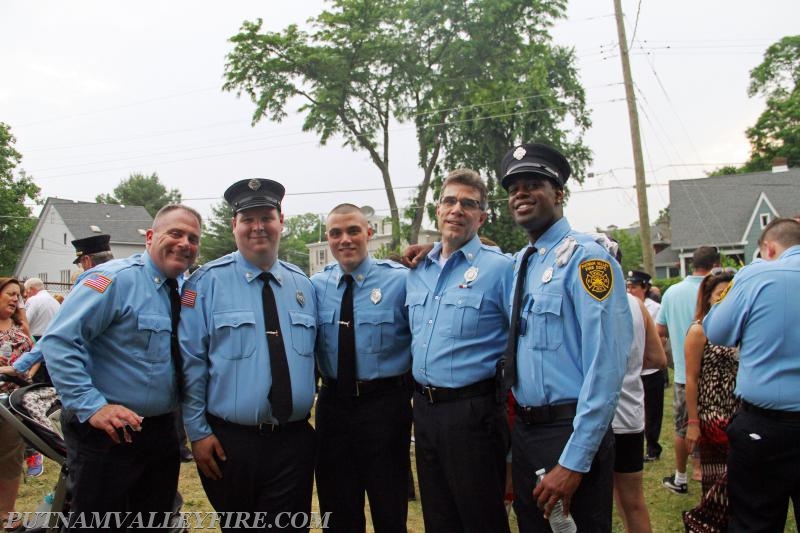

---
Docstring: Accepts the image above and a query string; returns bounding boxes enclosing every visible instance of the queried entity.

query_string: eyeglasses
[709,266,737,276]
[439,196,483,211]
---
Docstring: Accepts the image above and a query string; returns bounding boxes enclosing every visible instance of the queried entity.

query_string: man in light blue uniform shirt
[39,205,202,530]
[311,203,411,533]
[704,217,800,532]
[180,178,317,532]
[501,143,630,533]
[407,168,513,533]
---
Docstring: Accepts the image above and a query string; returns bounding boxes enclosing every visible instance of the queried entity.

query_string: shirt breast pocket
[441,291,484,338]
[405,291,428,335]
[137,314,172,362]
[356,309,394,354]
[213,311,257,359]
[289,311,316,356]
[526,293,564,351]
[317,307,336,352]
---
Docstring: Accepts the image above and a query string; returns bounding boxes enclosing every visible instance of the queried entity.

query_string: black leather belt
[321,374,408,397]
[414,378,495,404]
[207,413,308,434]
[741,400,800,422]
[515,402,578,425]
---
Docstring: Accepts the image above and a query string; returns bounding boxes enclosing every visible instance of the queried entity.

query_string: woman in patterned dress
[683,269,738,532]
[0,278,34,530]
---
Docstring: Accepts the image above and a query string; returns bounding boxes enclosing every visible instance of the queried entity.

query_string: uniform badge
[296,291,305,307]
[513,146,526,160]
[542,267,553,283]
[464,266,478,283]
[579,260,613,301]
[83,274,113,294]
[248,179,261,190]
[370,288,382,304]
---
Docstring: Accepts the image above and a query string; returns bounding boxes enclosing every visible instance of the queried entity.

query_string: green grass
[15,375,797,531]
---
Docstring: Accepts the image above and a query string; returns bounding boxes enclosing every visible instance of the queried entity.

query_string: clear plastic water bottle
[535,468,577,533]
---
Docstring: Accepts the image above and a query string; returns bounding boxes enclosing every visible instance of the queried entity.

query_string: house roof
[653,246,680,267]
[47,198,153,243]
[669,168,800,250]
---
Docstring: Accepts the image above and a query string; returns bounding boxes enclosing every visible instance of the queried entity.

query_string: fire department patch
[579,260,612,301]
[715,280,733,303]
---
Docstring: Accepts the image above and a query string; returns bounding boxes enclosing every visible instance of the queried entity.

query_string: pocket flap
[441,291,483,309]
[214,310,257,329]
[137,314,171,333]
[405,291,428,307]
[532,293,562,316]
[357,309,394,325]
[289,311,315,329]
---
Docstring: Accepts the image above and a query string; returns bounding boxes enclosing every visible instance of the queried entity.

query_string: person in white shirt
[22,278,60,340]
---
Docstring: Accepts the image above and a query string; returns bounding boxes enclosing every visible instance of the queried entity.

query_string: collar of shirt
[525,216,571,262]
[234,251,285,286]
[335,255,374,288]
[141,251,183,289]
[781,244,800,260]
[424,235,483,268]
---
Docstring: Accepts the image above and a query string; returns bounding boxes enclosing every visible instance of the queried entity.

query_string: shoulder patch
[83,274,113,294]
[579,259,613,301]
[181,289,197,308]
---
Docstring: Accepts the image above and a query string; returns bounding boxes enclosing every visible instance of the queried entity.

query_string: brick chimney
[771,157,789,173]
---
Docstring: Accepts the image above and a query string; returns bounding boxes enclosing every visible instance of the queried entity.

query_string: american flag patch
[181,289,197,308]
[83,274,113,293]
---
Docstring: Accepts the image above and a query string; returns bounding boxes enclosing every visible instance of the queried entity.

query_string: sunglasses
[709,266,737,276]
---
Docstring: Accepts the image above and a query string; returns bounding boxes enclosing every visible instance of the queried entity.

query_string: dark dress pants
[61,410,180,532]
[512,419,615,533]
[642,369,665,458]
[413,391,510,533]
[315,385,412,533]
[200,417,316,533]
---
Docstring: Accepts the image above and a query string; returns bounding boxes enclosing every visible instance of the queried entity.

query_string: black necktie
[258,272,293,424]
[164,278,184,401]
[503,246,536,392]
[337,274,357,398]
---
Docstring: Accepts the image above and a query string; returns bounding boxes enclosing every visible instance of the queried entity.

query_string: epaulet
[279,260,310,278]
[202,254,235,270]
[322,262,338,272]
[374,258,407,269]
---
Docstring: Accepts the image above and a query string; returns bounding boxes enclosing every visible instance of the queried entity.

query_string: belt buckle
[257,422,278,433]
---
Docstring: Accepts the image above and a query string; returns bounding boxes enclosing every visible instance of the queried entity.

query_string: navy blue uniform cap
[500,143,571,190]
[224,179,285,214]
[71,234,111,264]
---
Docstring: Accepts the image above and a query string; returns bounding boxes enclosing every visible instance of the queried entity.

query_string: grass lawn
[15,374,797,531]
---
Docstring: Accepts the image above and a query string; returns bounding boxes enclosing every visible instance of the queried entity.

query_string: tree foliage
[0,123,41,276]
[96,172,181,217]
[198,201,237,264]
[710,35,800,175]
[223,0,588,247]
[606,228,644,274]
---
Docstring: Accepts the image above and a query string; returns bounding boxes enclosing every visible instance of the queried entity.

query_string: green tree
[744,35,800,171]
[198,201,236,264]
[96,172,181,217]
[607,228,644,274]
[0,123,40,276]
[223,0,587,247]
[279,213,324,274]
[709,35,800,175]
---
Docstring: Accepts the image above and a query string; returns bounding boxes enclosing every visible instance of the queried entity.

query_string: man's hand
[532,464,582,519]
[192,434,226,480]
[88,404,143,444]
[401,244,433,268]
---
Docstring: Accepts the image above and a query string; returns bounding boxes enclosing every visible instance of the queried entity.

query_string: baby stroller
[0,378,186,532]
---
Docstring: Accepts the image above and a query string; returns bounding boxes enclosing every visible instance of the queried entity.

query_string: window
[41,238,45,249]
[63,233,67,245]
[760,213,770,228]
[318,250,326,263]
[38,273,48,284]
[60,270,71,285]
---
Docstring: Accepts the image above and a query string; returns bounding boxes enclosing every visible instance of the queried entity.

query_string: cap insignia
[513,146,526,160]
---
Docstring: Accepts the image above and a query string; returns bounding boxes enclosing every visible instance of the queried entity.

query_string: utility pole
[613,0,655,275]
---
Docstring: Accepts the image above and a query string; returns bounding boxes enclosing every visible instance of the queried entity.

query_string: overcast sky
[2,1,798,235]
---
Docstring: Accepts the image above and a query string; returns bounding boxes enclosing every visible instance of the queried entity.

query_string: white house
[14,198,153,294]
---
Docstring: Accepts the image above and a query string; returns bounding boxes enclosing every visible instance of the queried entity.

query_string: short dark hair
[758,217,800,248]
[692,246,720,271]
[440,168,488,210]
